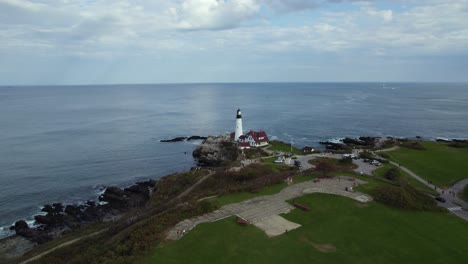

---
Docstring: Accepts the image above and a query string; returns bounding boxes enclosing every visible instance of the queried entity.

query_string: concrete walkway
[166,176,372,240]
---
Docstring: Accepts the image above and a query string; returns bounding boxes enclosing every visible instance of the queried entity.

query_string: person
[182,229,186,236]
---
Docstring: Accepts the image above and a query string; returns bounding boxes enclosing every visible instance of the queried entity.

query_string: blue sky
[1,0,468,85]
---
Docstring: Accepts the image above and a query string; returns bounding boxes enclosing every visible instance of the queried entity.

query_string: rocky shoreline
[7,180,156,245]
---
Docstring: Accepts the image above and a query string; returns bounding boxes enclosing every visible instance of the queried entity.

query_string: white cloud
[170,0,260,30]
[367,8,393,21]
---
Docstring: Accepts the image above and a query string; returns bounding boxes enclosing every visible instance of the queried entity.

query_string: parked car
[294,160,302,167]
[435,196,446,203]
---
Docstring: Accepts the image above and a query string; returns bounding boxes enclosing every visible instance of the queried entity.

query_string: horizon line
[1,81,468,87]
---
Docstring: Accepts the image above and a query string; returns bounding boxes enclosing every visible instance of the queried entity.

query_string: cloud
[169,0,260,30]
[260,0,321,12]
[366,8,393,21]
[1,0,468,83]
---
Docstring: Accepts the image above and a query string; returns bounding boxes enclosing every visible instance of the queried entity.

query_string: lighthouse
[234,108,243,141]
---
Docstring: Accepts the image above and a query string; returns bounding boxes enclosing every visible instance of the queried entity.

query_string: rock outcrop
[160,135,207,142]
[192,135,240,166]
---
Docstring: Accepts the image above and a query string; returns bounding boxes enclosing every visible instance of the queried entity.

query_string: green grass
[386,142,468,188]
[212,175,315,206]
[268,140,302,155]
[460,184,468,203]
[143,194,468,264]
[373,163,438,195]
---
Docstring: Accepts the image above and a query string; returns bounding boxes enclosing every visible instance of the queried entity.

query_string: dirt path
[20,229,107,264]
[168,170,214,204]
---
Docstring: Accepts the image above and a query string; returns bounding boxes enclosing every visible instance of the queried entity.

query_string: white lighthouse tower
[234,108,243,141]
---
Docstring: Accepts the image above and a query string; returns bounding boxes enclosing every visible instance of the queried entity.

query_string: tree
[315,162,336,177]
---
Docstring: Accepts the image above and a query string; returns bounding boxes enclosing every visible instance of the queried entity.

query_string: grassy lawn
[143,194,468,264]
[385,142,468,188]
[212,175,314,207]
[373,163,437,195]
[460,184,468,203]
[268,140,302,155]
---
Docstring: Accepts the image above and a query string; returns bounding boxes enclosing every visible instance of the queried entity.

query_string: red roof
[303,146,313,151]
[246,130,269,143]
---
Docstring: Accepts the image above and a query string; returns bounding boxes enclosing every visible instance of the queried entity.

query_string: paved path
[166,177,372,240]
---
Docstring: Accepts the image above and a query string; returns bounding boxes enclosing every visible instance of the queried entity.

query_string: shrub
[400,141,426,150]
[315,162,336,177]
[359,150,374,160]
[384,168,400,181]
[339,157,353,164]
[378,152,390,159]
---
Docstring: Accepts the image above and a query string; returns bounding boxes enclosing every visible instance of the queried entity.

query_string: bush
[400,141,426,150]
[378,152,390,159]
[359,151,374,160]
[315,162,336,177]
[384,168,400,181]
[339,157,353,164]
[244,148,269,159]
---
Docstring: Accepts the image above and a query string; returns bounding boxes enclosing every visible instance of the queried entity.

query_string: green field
[268,140,302,155]
[213,175,313,206]
[385,142,468,188]
[372,163,437,195]
[460,184,468,203]
[143,194,468,264]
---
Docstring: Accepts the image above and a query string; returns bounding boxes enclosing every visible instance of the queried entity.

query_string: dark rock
[187,135,207,141]
[99,186,129,209]
[319,141,348,150]
[160,137,187,142]
[161,135,207,142]
[11,220,29,232]
[34,215,54,226]
[41,203,64,215]
[64,204,82,217]
[85,200,96,207]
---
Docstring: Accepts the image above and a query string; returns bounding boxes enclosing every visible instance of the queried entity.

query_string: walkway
[166,176,372,240]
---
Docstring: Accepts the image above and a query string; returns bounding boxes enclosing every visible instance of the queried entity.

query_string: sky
[1,0,468,85]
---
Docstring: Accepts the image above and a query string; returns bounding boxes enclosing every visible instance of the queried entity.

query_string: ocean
[1,82,467,237]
